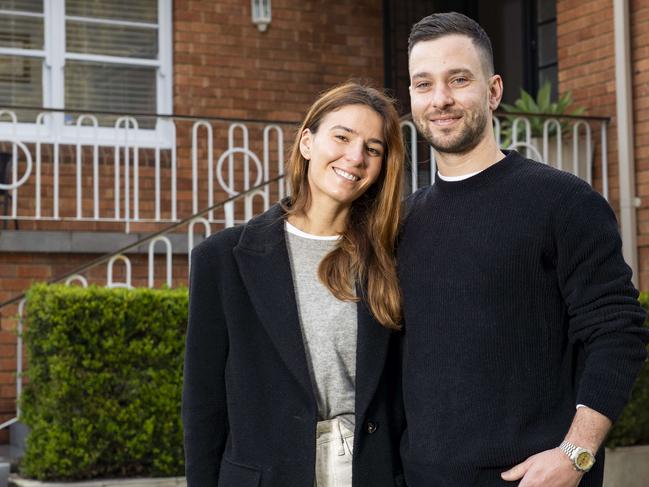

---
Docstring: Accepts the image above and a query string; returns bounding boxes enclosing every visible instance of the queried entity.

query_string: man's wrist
[563,405,611,453]
[559,440,596,472]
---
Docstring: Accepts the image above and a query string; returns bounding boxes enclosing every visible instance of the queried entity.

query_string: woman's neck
[287,203,348,236]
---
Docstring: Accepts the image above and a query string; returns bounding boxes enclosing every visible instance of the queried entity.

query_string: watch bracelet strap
[559,440,579,458]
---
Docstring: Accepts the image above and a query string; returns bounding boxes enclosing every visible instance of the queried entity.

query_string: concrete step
[9,477,186,486]
[0,445,22,471]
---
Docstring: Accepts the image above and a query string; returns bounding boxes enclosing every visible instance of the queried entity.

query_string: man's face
[409,34,501,155]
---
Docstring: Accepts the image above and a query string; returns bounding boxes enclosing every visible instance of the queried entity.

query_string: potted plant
[498,81,589,177]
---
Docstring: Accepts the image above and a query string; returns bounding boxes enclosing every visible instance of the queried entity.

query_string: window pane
[537,0,556,23]
[0,0,42,13]
[0,13,44,49]
[0,55,42,112]
[65,61,156,115]
[66,0,157,23]
[66,20,158,59]
[539,65,558,99]
[537,21,557,67]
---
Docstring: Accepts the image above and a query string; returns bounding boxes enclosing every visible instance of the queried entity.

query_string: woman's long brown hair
[283,82,404,330]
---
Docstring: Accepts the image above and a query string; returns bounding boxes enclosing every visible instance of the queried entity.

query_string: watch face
[575,451,595,471]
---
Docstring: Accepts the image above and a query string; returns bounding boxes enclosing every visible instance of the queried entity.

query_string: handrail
[0,104,301,126]
[0,174,284,309]
[400,111,611,123]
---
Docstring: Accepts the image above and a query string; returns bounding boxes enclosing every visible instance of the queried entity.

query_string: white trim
[65,52,161,66]
[158,0,173,115]
[437,170,482,182]
[0,47,45,57]
[285,221,341,241]
[0,9,44,18]
[66,15,158,29]
[44,0,65,109]
[0,120,175,149]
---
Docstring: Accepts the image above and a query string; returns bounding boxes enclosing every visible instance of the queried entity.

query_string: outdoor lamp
[251,0,271,32]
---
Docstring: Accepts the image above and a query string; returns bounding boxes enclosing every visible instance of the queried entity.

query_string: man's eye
[452,77,469,85]
[415,82,430,89]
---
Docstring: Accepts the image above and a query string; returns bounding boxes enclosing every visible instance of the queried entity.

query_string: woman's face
[300,104,385,211]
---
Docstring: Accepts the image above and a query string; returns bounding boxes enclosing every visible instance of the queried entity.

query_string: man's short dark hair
[408,12,495,76]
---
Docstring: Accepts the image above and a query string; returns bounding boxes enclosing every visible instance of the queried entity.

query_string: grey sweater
[285,223,357,428]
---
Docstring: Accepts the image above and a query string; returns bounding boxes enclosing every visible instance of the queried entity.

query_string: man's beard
[415,106,488,155]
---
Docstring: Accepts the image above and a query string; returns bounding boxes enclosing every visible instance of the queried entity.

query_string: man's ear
[299,129,312,160]
[488,74,504,111]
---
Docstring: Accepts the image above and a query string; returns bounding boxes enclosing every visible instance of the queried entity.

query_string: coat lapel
[354,288,393,423]
[233,204,315,401]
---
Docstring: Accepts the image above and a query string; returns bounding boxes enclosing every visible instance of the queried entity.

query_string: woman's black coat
[182,203,405,487]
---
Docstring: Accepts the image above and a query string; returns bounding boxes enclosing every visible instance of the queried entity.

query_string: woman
[182,82,405,487]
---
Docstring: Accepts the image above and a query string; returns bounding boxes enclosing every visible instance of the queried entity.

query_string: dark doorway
[383,0,478,115]
[383,0,557,113]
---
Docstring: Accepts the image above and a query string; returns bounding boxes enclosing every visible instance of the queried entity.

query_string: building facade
[0,0,646,446]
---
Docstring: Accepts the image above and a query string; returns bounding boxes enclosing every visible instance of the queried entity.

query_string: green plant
[606,292,649,448]
[19,284,188,480]
[499,81,586,147]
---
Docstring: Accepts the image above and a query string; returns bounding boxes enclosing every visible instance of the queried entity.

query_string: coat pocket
[218,458,261,487]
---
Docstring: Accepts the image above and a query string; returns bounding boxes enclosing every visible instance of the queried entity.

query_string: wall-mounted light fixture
[251,0,271,32]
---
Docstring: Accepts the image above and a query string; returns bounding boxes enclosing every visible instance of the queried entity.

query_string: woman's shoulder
[192,225,245,261]
[193,202,286,259]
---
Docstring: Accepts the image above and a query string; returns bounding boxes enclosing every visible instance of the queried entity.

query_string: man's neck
[436,135,506,178]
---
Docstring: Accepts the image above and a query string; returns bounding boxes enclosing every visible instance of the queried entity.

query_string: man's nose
[430,84,454,110]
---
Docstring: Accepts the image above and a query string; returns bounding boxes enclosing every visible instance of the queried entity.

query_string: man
[398,12,649,487]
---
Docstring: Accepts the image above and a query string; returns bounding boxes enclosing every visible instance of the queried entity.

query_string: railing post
[147,236,173,288]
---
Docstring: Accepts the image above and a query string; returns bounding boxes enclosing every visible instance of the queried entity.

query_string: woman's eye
[335,134,348,142]
[367,147,382,157]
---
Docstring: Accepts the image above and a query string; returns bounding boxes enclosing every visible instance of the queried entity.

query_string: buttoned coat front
[182,204,405,487]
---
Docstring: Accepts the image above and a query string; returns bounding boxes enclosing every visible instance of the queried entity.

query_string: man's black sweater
[397,151,648,487]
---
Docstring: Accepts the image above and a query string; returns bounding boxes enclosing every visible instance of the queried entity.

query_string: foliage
[499,81,586,147]
[607,292,649,448]
[19,284,188,480]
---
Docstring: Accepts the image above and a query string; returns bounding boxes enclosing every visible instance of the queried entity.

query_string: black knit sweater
[397,151,648,487]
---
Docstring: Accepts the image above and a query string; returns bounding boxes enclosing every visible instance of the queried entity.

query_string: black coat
[182,203,405,487]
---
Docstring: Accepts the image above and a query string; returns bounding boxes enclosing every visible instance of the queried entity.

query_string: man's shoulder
[510,153,599,203]
[403,185,433,219]
[511,151,582,183]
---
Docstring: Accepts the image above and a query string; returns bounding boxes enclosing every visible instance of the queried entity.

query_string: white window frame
[0,0,174,147]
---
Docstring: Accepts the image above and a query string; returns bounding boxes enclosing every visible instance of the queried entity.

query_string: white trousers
[314,417,354,487]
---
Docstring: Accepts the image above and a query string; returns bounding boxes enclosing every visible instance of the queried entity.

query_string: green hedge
[20,284,188,480]
[16,284,649,479]
[606,292,649,448]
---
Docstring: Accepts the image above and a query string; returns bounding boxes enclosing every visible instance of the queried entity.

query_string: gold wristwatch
[559,440,596,472]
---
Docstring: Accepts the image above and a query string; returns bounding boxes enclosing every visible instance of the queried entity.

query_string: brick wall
[0,0,385,442]
[173,0,385,121]
[557,0,649,289]
[631,1,649,290]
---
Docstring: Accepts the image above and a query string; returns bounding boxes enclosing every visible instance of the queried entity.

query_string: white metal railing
[0,108,288,232]
[0,108,609,230]
[404,112,610,200]
[0,109,611,432]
